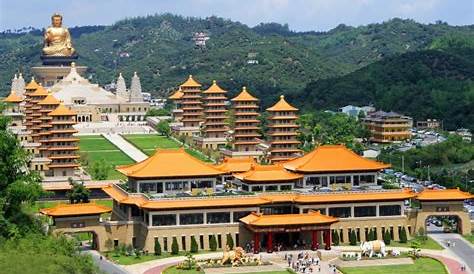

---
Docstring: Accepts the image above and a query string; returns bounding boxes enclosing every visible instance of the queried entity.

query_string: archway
[65,231,100,250]
[425,215,463,234]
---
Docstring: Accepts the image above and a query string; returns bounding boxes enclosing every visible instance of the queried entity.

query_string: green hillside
[291,42,474,131]
[1,14,473,107]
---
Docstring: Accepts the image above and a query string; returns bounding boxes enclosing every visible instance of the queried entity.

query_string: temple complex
[40,144,472,254]
[266,95,301,163]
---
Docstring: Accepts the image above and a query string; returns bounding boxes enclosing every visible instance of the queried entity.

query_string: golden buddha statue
[42,13,75,57]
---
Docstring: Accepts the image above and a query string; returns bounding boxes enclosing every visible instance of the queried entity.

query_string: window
[114,239,119,247]
[180,213,204,225]
[235,233,239,246]
[265,185,278,191]
[251,185,263,192]
[306,177,321,186]
[182,236,186,251]
[165,181,188,191]
[354,206,376,217]
[217,234,222,249]
[192,181,213,189]
[140,182,157,193]
[303,208,326,214]
[329,207,351,218]
[359,175,375,184]
[199,235,204,249]
[353,176,360,186]
[152,214,176,226]
[280,185,292,191]
[233,211,251,223]
[379,205,401,216]
[207,212,230,224]
[163,237,168,251]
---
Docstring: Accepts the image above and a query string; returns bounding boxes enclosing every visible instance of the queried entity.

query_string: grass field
[339,236,444,250]
[123,134,212,162]
[463,234,474,244]
[79,136,134,180]
[340,257,447,274]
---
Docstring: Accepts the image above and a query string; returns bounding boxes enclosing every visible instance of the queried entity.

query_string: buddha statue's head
[51,13,63,28]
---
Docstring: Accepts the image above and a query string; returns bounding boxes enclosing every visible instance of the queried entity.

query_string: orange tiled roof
[102,184,414,210]
[284,145,390,173]
[416,188,473,201]
[116,148,225,179]
[3,92,22,103]
[48,104,76,116]
[214,157,256,173]
[30,85,49,96]
[234,164,303,182]
[38,94,60,105]
[40,203,111,217]
[231,87,258,101]
[180,75,202,88]
[25,78,40,90]
[267,95,298,112]
[240,210,338,227]
[203,80,227,94]
[169,89,184,100]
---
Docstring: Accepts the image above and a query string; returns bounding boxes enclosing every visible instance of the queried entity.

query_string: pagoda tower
[222,87,262,159]
[46,104,79,177]
[176,75,203,136]
[266,95,301,162]
[27,84,49,143]
[2,89,24,128]
[168,88,184,124]
[36,93,61,158]
[194,80,228,149]
[23,78,41,131]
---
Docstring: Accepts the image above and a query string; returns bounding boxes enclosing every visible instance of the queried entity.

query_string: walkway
[84,250,129,274]
[429,233,473,273]
[103,133,148,162]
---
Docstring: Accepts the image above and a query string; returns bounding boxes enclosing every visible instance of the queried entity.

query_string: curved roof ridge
[203,80,227,93]
[267,95,298,111]
[231,86,258,101]
[180,75,202,88]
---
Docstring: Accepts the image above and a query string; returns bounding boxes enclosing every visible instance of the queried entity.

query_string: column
[267,232,273,253]
[311,230,318,250]
[253,232,260,254]
[324,229,331,250]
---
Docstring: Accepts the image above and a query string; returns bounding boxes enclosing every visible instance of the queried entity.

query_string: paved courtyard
[429,233,474,273]
[103,133,148,162]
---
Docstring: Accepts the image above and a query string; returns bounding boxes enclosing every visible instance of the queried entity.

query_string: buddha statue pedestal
[40,53,78,66]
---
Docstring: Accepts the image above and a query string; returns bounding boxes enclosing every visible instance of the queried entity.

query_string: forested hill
[290,44,474,132]
[1,14,473,104]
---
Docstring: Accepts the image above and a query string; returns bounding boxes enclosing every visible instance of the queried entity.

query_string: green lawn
[123,134,181,154]
[123,134,212,162]
[109,251,207,265]
[340,257,447,274]
[163,266,292,274]
[463,234,474,244]
[79,136,135,180]
[339,236,444,250]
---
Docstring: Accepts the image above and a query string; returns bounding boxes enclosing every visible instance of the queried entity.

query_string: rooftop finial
[189,74,193,78]
[212,80,216,84]
[134,71,138,77]
[280,95,284,99]
[243,86,246,91]
[119,72,122,77]
[71,62,76,68]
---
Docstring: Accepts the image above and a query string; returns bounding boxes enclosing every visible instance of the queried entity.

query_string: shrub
[349,230,357,245]
[190,236,198,253]
[171,237,179,255]
[399,227,408,243]
[209,235,217,251]
[332,230,340,246]
[154,238,161,256]
[383,230,391,245]
[226,233,234,249]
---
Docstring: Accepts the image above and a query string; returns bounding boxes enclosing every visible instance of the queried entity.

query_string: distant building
[416,119,441,130]
[193,32,210,48]
[362,111,412,143]
[453,128,472,142]
[339,105,375,120]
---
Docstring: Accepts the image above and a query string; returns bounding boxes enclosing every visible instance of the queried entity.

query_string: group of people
[285,252,328,273]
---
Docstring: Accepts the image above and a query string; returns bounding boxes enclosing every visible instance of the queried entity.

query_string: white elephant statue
[360,240,387,258]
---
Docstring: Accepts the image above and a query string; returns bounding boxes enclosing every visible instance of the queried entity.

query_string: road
[84,249,129,274]
[429,232,474,273]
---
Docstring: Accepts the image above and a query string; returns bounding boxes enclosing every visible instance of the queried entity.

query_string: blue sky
[0,0,472,31]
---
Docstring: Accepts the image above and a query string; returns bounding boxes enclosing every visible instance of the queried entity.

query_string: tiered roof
[48,104,77,116]
[214,157,256,173]
[234,164,302,183]
[416,188,473,201]
[180,75,202,88]
[3,91,22,103]
[103,183,415,210]
[40,203,111,217]
[240,210,338,227]
[267,95,298,112]
[231,87,260,150]
[116,148,224,179]
[169,89,184,100]
[231,87,258,101]
[284,145,390,173]
[25,78,40,90]
[179,75,203,127]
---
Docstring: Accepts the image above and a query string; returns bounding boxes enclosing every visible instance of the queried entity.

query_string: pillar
[324,229,331,250]
[253,232,260,254]
[311,230,319,250]
[267,232,273,253]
